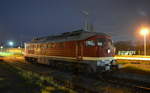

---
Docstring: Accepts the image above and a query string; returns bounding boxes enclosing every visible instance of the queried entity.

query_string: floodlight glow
[140,28,149,36]
[140,27,149,55]
[0,46,3,49]
[8,41,14,46]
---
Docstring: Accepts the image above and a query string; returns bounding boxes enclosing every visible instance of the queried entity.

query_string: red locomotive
[24,30,117,72]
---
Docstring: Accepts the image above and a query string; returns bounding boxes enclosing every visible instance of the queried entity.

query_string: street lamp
[140,28,149,56]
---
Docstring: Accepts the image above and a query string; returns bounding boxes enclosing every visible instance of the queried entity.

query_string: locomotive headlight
[107,49,111,54]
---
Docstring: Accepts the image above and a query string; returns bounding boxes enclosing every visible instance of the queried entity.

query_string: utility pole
[82,11,89,31]
[144,33,147,56]
[140,28,149,56]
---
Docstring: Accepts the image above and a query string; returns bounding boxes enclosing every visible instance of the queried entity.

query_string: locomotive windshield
[97,38,112,46]
[97,38,106,46]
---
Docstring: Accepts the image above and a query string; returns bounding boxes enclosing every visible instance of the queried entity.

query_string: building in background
[114,40,150,55]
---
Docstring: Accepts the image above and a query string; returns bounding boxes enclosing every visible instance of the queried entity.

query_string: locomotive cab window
[85,40,95,46]
[97,38,106,47]
[97,42,103,46]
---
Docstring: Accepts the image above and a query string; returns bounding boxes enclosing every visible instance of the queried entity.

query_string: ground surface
[120,64,150,75]
[0,59,75,93]
[0,56,149,93]
[0,61,40,93]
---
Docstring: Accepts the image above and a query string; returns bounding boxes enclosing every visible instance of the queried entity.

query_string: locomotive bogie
[25,54,117,72]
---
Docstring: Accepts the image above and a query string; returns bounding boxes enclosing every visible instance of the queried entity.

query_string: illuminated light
[107,49,111,54]
[18,46,21,49]
[140,28,149,56]
[140,28,149,36]
[8,48,22,53]
[115,56,150,61]
[8,41,14,46]
[0,46,3,49]
[0,52,14,56]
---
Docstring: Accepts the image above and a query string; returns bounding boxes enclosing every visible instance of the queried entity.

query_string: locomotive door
[76,41,82,60]
[83,40,97,57]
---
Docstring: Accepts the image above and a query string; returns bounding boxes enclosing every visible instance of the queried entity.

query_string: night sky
[0,0,150,42]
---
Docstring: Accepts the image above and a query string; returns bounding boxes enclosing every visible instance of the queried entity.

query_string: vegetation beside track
[0,61,76,93]
[0,61,41,93]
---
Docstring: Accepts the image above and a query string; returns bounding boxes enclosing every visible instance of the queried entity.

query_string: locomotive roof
[30,30,110,43]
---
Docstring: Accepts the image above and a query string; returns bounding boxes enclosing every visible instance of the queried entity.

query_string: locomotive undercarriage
[24,56,118,73]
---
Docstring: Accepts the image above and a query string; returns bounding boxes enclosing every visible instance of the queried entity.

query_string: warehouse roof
[30,30,110,43]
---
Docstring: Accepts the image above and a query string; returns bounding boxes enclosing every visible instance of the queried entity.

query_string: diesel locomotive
[24,30,118,72]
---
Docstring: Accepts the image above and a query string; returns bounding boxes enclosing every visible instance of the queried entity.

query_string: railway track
[99,74,150,93]
[97,69,150,93]
[5,60,150,93]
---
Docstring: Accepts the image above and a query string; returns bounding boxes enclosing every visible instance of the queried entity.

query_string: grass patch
[4,62,76,93]
[0,62,42,93]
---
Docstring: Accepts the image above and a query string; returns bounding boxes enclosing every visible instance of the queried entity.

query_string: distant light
[0,46,3,49]
[8,41,14,46]
[140,28,149,36]
[18,46,21,49]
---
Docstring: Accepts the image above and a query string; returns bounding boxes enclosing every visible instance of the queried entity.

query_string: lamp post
[140,28,149,56]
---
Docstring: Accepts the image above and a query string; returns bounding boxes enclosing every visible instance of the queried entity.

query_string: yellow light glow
[140,28,149,35]
[115,56,150,61]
